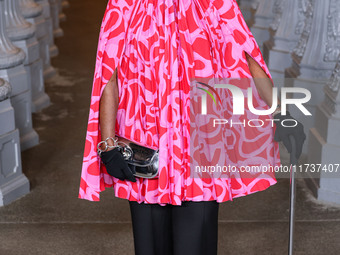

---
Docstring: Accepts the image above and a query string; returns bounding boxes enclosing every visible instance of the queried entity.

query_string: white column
[284,0,340,155]
[307,57,340,205]
[0,78,30,207]
[0,0,39,151]
[6,0,50,113]
[249,0,275,52]
[20,0,56,80]
[48,0,63,38]
[263,0,311,79]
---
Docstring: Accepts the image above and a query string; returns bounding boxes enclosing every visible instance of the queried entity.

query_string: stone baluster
[6,0,50,113]
[0,78,30,206]
[61,0,69,9]
[35,0,58,57]
[250,0,259,11]
[48,0,63,38]
[269,0,286,33]
[4,0,35,40]
[285,0,340,155]
[247,0,260,25]
[263,0,310,79]
[20,0,56,81]
[0,0,38,151]
[249,0,275,52]
[238,0,257,25]
[20,0,42,17]
[307,56,340,205]
[57,0,65,22]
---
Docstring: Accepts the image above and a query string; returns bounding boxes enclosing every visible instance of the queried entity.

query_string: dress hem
[109,178,278,206]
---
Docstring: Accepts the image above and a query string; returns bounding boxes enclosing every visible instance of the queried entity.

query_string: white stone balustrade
[285,0,339,155]
[249,0,275,51]
[263,0,309,79]
[0,77,30,207]
[0,0,38,151]
[6,0,50,113]
[0,0,67,207]
[307,56,340,204]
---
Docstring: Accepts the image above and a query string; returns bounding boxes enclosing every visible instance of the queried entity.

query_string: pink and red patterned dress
[78,0,281,205]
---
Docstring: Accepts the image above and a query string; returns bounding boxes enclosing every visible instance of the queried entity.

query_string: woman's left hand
[273,112,306,160]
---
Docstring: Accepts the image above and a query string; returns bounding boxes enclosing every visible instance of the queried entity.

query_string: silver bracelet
[97,137,119,155]
[272,108,281,117]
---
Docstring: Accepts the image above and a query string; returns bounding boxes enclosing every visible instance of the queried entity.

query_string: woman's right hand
[273,112,306,160]
[100,147,137,182]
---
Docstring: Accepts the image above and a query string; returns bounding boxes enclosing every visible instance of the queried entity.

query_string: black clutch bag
[115,136,159,179]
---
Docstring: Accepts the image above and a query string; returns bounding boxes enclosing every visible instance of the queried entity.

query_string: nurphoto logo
[196,80,312,128]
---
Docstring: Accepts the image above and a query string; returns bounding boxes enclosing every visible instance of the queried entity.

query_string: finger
[128,164,136,174]
[114,171,126,181]
[100,150,116,162]
[117,176,126,181]
[294,133,304,159]
[274,130,281,142]
[298,124,307,140]
[114,172,126,181]
[105,166,125,180]
[123,160,136,175]
[122,166,137,182]
[295,143,303,160]
[282,136,292,153]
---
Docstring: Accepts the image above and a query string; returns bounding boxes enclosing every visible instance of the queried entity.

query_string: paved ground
[1,1,340,254]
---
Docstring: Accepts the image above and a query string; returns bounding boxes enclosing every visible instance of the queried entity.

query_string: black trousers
[129,200,219,255]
